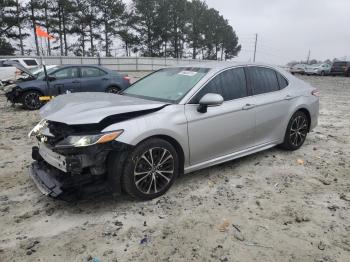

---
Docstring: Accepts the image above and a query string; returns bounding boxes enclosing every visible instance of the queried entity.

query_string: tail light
[311,89,320,97]
[123,76,131,83]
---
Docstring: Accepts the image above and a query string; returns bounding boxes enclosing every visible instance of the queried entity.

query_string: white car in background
[0,58,39,83]
[289,64,307,75]
[305,63,331,76]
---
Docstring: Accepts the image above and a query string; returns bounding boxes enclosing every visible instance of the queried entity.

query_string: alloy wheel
[24,92,41,110]
[289,115,308,146]
[134,147,174,195]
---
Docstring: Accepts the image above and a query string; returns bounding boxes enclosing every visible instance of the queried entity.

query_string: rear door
[185,67,256,165]
[79,66,110,92]
[246,66,291,145]
[49,66,80,95]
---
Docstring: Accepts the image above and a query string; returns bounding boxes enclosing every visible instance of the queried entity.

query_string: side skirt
[184,140,279,174]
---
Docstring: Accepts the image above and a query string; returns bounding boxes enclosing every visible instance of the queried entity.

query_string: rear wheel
[280,111,309,151]
[122,138,179,200]
[21,91,43,110]
[105,86,120,94]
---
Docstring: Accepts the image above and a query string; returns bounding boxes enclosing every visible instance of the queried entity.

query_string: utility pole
[306,50,311,64]
[253,33,258,62]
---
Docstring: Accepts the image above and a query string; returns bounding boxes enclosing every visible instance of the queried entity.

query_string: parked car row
[289,61,350,77]
[1,61,131,110]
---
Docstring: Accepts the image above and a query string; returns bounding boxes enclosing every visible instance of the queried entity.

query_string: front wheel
[280,111,309,151]
[320,71,325,76]
[122,138,179,200]
[21,91,43,110]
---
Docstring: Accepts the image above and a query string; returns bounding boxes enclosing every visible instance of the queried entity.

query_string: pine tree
[0,0,28,55]
[96,0,125,56]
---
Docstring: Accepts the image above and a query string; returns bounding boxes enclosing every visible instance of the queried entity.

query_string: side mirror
[45,75,56,82]
[197,93,224,113]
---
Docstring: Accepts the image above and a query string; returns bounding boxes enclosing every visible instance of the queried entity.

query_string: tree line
[0,0,241,60]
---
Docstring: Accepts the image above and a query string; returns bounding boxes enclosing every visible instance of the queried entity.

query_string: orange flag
[35,26,54,39]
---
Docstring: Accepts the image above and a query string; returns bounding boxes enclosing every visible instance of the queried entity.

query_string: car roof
[54,64,109,70]
[173,61,280,71]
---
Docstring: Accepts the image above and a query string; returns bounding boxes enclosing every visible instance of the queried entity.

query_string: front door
[185,67,256,166]
[49,66,80,95]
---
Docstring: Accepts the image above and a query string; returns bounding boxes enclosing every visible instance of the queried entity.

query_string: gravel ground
[0,75,349,262]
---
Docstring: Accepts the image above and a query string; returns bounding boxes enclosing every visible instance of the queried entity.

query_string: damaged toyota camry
[29,62,319,200]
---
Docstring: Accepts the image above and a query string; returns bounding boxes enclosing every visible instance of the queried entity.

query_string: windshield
[37,66,58,79]
[123,67,210,103]
[29,66,40,73]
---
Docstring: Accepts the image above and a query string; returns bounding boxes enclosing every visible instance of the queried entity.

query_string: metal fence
[0,55,211,73]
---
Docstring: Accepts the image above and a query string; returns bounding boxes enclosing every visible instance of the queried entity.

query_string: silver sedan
[29,62,319,200]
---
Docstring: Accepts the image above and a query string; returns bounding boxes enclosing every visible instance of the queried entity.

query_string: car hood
[40,92,168,125]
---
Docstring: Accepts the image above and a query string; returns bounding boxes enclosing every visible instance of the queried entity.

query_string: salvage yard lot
[0,75,349,262]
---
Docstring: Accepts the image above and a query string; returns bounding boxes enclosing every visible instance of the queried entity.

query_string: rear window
[247,67,280,95]
[276,72,288,89]
[23,59,38,66]
[81,67,106,77]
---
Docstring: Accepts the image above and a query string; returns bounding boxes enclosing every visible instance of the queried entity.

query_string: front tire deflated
[120,138,179,200]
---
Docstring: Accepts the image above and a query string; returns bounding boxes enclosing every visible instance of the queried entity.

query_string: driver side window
[190,67,247,104]
[51,67,79,80]
[190,76,220,104]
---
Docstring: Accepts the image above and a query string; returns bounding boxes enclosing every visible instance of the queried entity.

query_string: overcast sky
[204,0,350,64]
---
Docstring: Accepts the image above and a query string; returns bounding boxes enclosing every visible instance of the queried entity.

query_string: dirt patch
[0,75,349,261]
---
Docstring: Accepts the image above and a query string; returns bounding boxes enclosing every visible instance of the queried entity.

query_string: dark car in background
[330,61,350,77]
[4,63,131,110]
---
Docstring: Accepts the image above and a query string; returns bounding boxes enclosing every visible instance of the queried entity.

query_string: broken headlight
[28,119,48,138]
[3,84,17,93]
[55,130,124,148]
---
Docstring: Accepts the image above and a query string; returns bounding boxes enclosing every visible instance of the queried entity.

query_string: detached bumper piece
[29,161,63,197]
[29,160,111,201]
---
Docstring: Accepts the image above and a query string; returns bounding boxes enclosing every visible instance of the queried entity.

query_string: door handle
[284,95,294,100]
[102,78,109,81]
[242,103,255,110]
[72,80,80,84]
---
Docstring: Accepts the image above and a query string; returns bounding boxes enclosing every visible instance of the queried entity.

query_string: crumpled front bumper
[29,141,132,200]
[5,88,21,103]
[29,159,111,201]
[29,161,63,197]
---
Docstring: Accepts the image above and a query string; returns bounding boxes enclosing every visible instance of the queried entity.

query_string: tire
[122,138,179,200]
[21,90,43,110]
[320,71,325,76]
[280,111,309,151]
[105,86,120,94]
